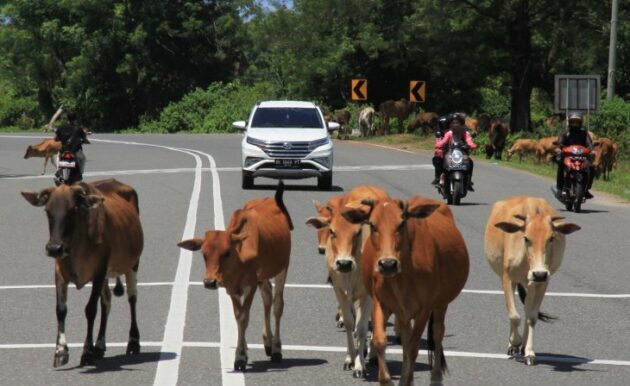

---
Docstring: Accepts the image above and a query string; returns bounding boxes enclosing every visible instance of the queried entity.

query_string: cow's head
[306,200,366,274]
[311,200,332,255]
[495,213,580,283]
[23,145,33,159]
[178,210,257,290]
[22,183,105,257]
[342,198,439,278]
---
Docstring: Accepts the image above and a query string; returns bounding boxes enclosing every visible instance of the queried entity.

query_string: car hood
[246,129,328,143]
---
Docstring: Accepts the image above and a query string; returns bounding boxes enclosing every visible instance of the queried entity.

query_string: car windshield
[251,108,323,128]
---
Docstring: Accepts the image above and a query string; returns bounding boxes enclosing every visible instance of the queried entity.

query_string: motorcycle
[551,144,591,213]
[54,151,81,186]
[436,141,471,205]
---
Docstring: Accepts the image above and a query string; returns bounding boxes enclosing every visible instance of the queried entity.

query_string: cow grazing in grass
[22,179,143,367]
[24,138,62,175]
[307,185,389,378]
[178,181,293,371]
[507,139,538,162]
[408,112,438,134]
[379,99,416,135]
[592,137,616,180]
[343,196,469,386]
[484,196,580,366]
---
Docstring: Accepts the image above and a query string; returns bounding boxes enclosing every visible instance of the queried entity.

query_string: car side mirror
[232,121,247,132]
[327,122,340,132]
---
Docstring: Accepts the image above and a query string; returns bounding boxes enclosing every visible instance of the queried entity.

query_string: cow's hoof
[126,339,141,355]
[524,356,536,366]
[92,346,105,359]
[271,353,283,363]
[234,359,247,372]
[53,352,69,367]
[353,369,365,378]
[343,361,353,370]
[507,346,521,357]
[80,352,95,366]
[264,345,272,357]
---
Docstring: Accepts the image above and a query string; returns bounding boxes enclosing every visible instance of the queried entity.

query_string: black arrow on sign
[411,81,424,102]
[353,80,366,100]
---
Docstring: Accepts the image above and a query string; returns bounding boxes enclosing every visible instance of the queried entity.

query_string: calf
[343,196,469,386]
[465,117,479,136]
[485,117,508,159]
[592,137,615,180]
[484,196,580,366]
[21,179,143,367]
[306,185,389,378]
[535,136,559,163]
[408,112,438,134]
[334,110,352,140]
[24,138,61,175]
[507,139,538,162]
[178,182,293,371]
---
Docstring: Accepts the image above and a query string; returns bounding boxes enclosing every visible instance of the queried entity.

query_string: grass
[354,133,630,201]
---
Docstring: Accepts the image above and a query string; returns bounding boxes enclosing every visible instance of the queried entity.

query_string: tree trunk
[508,0,533,133]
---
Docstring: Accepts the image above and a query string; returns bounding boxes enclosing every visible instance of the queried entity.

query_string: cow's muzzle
[529,270,549,283]
[377,258,400,277]
[335,259,355,273]
[318,246,326,255]
[46,242,64,257]
[203,279,218,290]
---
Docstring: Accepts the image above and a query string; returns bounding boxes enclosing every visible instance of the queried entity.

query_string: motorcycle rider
[431,115,449,185]
[54,110,89,182]
[435,112,478,190]
[555,111,594,199]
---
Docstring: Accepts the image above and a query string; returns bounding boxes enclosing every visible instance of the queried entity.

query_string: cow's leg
[333,282,355,370]
[93,280,112,359]
[53,271,69,367]
[352,295,371,378]
[502,273,522,356]
[397,315,418,386]
[126,265,141,355]
[372,299,393,386]
[42,155,49,175]
[81,266,107,366]
[522,282,548,366]
[258,280,273,356]
[231,286,256,371]
[271,268,288,362]
[428,307,449,386]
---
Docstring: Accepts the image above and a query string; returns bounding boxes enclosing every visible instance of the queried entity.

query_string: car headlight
[450,149,464,164]
[312,157,332,168]
[246,136,267,147]
[309,137,331,151]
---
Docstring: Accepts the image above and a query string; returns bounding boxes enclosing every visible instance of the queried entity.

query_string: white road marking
[1,341,628,367]
[348,141,419,154]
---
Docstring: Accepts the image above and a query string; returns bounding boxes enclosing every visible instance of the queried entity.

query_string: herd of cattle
[20,170,581,385]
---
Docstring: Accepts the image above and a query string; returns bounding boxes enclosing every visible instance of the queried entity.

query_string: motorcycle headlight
[450,149,464,164]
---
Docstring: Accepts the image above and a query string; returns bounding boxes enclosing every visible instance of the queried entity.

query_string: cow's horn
[513,214,526,222]
[360,199,375,207]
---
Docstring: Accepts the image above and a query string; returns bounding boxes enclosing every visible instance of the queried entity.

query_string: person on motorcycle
[555,111,594,199]
[431,115,449,185]
[54,110,89,180]
[435,112,478,190]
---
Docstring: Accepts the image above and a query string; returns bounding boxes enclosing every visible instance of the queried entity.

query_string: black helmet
[448,112,465,125]
[568,111,582,122]
[438,116,449,131]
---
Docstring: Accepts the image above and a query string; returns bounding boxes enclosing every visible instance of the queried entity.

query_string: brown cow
[535,136,559,163]
[507,139,538,162]
[379,99,416,135]
[612,142,619,170]
[592,137,615,180]
[343,196,469,386]
[21,179,144,367]
[485,117,509,160]
[465,117,479,136]
[333,110,352,140]
[408,112,438,134]
[178,182,293,371]
[307,185,389,378]
[24,138,62,175]
[484,196,580,366]
[358,107,376,137]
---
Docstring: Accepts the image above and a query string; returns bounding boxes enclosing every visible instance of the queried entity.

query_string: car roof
[257,100,318,109]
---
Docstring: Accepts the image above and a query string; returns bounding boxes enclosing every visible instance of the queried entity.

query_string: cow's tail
[516,284,556,322]
[426,312,449,375]
[275,180,294,231]
[113,277,125,297]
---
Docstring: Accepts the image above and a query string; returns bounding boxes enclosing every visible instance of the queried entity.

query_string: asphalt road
[1,133,629,386]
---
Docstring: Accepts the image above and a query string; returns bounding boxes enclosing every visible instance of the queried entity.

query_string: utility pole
[606,0,619,100]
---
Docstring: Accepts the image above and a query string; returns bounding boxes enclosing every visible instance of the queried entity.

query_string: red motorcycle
[555,145,591,213]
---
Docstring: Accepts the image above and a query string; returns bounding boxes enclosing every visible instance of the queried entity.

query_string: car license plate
[275,159,300,168]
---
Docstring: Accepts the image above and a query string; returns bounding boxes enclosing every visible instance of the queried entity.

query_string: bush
[0,82,41,128]
[589,97,630,159]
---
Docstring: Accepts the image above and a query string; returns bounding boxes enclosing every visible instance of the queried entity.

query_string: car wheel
[242,171,254,189]
[318,172,333,191]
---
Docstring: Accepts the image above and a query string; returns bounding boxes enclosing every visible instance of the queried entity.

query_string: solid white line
[348,141,419,154]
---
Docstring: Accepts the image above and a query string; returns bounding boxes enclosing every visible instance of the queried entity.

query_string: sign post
[409,81,426,103]
[351,79,367,101]
[554,75,601,130]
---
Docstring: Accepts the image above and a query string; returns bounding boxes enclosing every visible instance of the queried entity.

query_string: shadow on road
[364,359,432,382]
[244,357,328,373]
[56,351,175,374]
[0,174,31,178]
[562,208,610,214]
[449,202,488,206]
[249,184,344,192]
[515,352,602,373]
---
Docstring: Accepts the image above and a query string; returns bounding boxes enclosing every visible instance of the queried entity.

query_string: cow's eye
[548,236,555,243]
[369,223,378,233]
[329,229,336,238]
[523,236,531,244]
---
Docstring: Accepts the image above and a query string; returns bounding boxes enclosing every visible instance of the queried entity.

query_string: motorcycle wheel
[452,180,462,205]
[574,181,584,213]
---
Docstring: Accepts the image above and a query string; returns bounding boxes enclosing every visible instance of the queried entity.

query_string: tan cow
[178,182,293,371]
[343,196,469,386]
[535,136,559,163]
[507,139,538,162]
[465,117,479,136]
[306,185,389,378]
[484,196,580,366]
[408,112,438,134]
[21,179,144,367]
[24,138,62,174]
[592,137,615,180]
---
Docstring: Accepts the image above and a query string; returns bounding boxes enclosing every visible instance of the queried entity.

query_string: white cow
[358,107,376,137]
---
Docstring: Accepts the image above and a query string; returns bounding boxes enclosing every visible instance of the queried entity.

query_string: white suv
[234,101,338,190]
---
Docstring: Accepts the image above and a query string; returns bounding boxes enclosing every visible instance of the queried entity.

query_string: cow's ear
[494,222,524,234]
[313,200,325,213]
[231,228,259,262]
[84,194,104,209]
[305,216,329,229]
[553,222,581,235]
[341,201,371,224]
[178,238,203,251]
[405,201,439,220]
[21,188,53,207]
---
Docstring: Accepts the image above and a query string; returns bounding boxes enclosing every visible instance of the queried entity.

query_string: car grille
[259,141,311,158]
